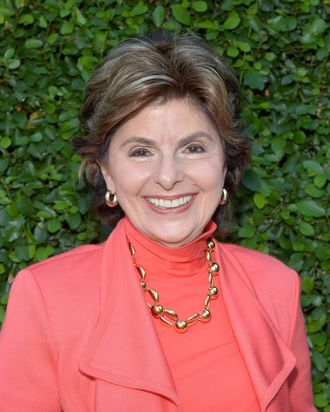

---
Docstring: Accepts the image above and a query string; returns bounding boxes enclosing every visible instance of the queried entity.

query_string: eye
[184,143,206,154]
[128,148,152,157]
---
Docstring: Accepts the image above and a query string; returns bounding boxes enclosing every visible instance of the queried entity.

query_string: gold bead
[141,281,147,289]
[151,304,164,318]
[200,309,211,322]
[210,263,219,273]
[175,320,188,333]
[209,286,218,298]
[137,265,146,280]
[208,239,215,250]
[160,316,173,327]
[148,287,159,302]
[187,313,199,324]
[129,243,135,256]
[164,309,178,321]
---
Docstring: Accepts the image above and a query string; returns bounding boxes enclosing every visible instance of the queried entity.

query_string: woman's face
[101,98,226,247]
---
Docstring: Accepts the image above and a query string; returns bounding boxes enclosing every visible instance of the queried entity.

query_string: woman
[0,31,315,411]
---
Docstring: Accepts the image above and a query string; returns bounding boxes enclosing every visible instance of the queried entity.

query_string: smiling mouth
[147,195,193,209]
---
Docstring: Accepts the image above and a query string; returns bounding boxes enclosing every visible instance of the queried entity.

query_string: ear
[100,163,116,194]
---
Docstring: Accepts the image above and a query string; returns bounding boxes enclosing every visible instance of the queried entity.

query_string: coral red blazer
[0,219,315,411]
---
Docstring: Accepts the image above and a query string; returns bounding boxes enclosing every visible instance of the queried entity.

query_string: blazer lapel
[217,244,296,411]
[79,220,179,407]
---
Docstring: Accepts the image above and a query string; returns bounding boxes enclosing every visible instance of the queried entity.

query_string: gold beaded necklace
[129,238,220,333]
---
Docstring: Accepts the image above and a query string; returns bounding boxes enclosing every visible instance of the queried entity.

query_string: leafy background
[0,0,329,408]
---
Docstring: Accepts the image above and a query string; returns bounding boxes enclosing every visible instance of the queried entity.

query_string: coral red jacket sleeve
[288,274,316,411]
[0,270,61,411]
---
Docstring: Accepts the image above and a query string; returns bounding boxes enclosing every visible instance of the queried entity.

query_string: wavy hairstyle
[74,30,250,230]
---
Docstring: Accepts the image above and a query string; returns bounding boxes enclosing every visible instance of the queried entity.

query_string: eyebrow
[119,131,214,149]
[179,132,213,147]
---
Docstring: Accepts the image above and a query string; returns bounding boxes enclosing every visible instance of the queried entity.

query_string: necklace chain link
[129,238,220,333]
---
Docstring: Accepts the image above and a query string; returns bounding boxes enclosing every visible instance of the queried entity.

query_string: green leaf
[60,22,74,35]
[0,306,4,323]
[268,16,297,32]
[314,175,327,188]
[47,219,61,233]
[302,277,314,294]
[0,137,11,149]
[236,41,251,52]
[253,193,266,209]
[312,351,328,372]
[38,15,48,28]
[241,169,262,191]
[13,245,31,261]
[35,246,54,261]
[171,5,191,26]
[304,184,325,198]
[223,11,241,30]
[47,33,58,44]
[24,39,43,49]
[192,1,208,12]
[18,14,34,25]
[16,195,34,216]
[306,17,327,36]
[314,394,328,408]
[4,48,14,59]
[244,70,265,91]
[66,214,81,230]
[8,59,20,69]
[301,17,327,44]
[298,222,315,236]
[75,8,86,25]
[271,137,286,160]
[0,158,9,173]
[303,160,324,176]
[238,223,255,238]
[296,200,326,217]
[152,5,165,27]
[130,1,148,16]
[77,56,99,71]
[288,253,303,272]
[34,223,48,244]
[227,47,239,57]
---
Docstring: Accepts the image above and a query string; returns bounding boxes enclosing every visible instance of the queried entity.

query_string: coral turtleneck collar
[124,217,217,280]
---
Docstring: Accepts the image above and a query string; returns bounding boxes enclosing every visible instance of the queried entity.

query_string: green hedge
[0,0,329,408]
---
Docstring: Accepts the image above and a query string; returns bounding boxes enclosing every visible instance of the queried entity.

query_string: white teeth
[148,195,192,209]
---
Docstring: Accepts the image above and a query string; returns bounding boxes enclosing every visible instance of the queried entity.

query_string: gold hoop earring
[219,188,228,205]
[105,191,118,208]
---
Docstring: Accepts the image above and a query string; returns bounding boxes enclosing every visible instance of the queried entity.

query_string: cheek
[187,160,225,191]
[111,164,152,196]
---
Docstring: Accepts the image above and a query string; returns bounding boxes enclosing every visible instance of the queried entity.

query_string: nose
[154,155,184,190]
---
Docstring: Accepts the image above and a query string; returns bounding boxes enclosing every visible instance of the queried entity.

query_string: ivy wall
[0,0,329,408]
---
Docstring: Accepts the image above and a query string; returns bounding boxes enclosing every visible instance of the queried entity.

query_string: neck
[124,217,217,280]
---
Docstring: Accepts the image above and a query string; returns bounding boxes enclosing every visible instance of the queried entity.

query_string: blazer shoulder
[218,242,299,295]
[21,242,106,285]
[220,242,297,277]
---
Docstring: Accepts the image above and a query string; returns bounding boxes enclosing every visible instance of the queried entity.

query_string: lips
[147,195,193,209]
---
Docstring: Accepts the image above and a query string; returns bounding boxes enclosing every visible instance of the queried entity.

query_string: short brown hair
[74,30,250,230]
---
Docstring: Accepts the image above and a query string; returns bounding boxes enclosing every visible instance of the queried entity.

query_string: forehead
[110,98,219,143]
